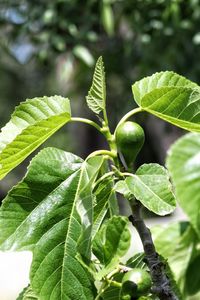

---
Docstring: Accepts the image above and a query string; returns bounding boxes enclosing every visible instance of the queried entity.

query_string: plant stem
[128,201,178,300]
[114,107,143,135]
[93,171,115,189]
[86,149,116,161]
[70,117,102,133]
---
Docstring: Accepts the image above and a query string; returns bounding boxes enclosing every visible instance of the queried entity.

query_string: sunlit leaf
[132,71,200,132]
[0,147,104,299]
[0,96,71,179]
[86,56,106,114]
[126,163,176,215]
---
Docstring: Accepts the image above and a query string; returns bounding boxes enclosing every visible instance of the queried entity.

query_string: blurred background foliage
[1,1,200,298]
[0,0,200,192]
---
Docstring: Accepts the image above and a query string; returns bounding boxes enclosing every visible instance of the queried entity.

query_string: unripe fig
[115,121,145,167]
[120,268,152,299]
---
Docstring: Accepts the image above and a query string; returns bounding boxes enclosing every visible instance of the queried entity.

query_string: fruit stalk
[129,201,178,300]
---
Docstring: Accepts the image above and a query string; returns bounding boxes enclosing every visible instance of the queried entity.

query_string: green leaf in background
[126,163,176,215]
[92,216,131,278]
[101,1,115,37]
[167,133,200,237]
[132,71,200,132]
[152,222,197,294]
[0,147,104,299]
[0,96,71,179]
[17,286,38,300]
[73,45,94,67]
[86,56,106,114]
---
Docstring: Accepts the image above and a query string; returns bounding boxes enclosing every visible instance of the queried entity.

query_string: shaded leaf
[86,56,106,114]
[0,96,71,179]
[186,254,200,295]
[126,163,176,215]
[92,216,130,280]
[126,253,146,269]
[93,176,118,237]
[167,133,200,236]
[92,216,130,266]
[132,71,200,132]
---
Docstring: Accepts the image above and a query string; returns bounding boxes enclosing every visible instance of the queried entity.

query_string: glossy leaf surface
[0,147,104,299]
[0,96,71,179]
[132,71,200,132]
[126,163,176,215]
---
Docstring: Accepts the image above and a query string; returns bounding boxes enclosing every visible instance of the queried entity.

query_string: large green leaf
[0,96,71,179]
[0,147,82,250]
[86,56,106,114]
[0,147,104,299]
[126,163,176,215]
[167,133,200,236]
[132,71,200,132]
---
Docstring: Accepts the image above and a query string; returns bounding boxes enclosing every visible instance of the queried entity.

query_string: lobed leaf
[0,96,71,179]
[86,56,106,114]
[132,71,200,132]
[167,132,200,237]
[126,163,176,215]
